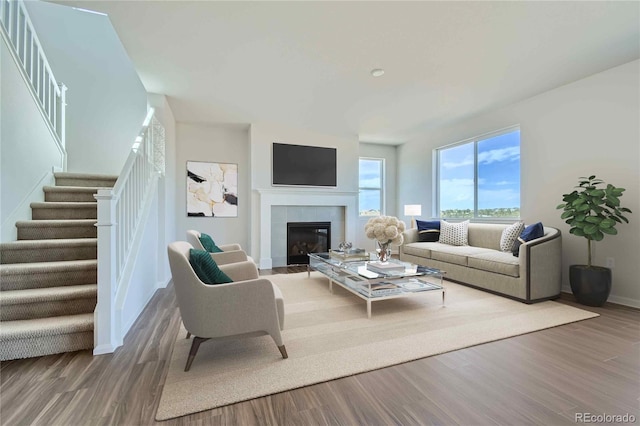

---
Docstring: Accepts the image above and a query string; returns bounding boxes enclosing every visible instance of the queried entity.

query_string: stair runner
[0,173,117,361]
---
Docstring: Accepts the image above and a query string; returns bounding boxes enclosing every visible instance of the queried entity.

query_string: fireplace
[287,222,331,265]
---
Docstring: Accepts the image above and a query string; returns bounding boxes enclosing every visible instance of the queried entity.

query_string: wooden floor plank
[1,274,638,425]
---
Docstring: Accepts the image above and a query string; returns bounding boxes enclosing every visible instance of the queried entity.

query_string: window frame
[434,125,520,220]
[358,157,385,217]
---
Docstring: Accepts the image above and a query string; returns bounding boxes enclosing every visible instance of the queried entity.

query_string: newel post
[94,189,119,355]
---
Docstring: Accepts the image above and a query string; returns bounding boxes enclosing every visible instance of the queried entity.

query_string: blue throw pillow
[512,222,544,257]
[189,249,233,284]
[199,233,223,253]
[416,219,441,242]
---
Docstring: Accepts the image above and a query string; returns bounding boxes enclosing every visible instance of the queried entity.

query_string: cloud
[440,179,474,204]
[441,147,519,169]
[359,177,381,187]
[478,188,521,209]
[441,156,473,169]
[478,146,520,165]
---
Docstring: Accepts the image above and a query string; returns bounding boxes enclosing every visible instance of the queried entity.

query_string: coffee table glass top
[308,252,441,279]
[308,252,445,299]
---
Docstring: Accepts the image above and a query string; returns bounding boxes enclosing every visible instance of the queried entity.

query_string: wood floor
[1,268,638,425]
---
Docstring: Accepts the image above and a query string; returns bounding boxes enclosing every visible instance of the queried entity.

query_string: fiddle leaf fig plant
[556,175,632,267]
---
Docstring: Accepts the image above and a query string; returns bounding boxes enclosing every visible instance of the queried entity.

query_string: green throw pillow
[199,233,223,253]
[189,249,233,285]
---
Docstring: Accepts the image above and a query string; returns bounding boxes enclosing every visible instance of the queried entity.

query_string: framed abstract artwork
[187,161,238,217]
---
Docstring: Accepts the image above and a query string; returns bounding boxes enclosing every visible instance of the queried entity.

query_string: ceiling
[53,1,639,144]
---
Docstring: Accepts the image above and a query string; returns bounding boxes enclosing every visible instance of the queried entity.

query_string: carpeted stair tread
[30,201,97,209]
[0,313,93,341]
[0,259,97,275]
[54,172,117,188]
[30,202,97,220]
[43,186,103,202]
[1,238,97,250]
[0,238,97,264]
[0,284,96,306]
[0,259,97,290]
[16,219,97,228]
[54,172,118,180]
[43,186,103,193]
[16,219,97,240]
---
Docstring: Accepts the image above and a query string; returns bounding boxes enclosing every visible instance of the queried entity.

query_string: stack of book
[358,281,402,297]
[366,261,405,275]
[330,249,369,262]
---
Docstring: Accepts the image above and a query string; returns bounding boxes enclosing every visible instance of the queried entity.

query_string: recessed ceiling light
[371,68,385,77]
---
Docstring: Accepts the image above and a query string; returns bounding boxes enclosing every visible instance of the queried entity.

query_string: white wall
[176,123,250,249]
[357,142,398,251]
[25,1,147,175]
[148,93,177,284]
[398,60,640,307]
[0,38,64,242]
[249,122,359,263]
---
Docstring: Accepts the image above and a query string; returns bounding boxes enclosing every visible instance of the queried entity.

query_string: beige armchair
[167,241,287,371]
[186,230,255,266]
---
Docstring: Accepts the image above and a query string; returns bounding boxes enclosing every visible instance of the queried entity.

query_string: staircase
[0,172,117,361]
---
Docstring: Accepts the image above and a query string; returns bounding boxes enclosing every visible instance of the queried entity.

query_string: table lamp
[404,204,422,228]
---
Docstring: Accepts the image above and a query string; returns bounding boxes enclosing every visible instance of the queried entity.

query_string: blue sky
[439,130,520,211]
[359,159,382,214]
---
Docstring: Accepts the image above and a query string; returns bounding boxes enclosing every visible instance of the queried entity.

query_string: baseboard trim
[94,343,118,356]
[561,285,639,309]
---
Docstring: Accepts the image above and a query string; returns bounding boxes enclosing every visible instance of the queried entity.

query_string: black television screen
[272,143,337,187]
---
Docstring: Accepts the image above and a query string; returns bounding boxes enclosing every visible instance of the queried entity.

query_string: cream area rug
[156,272,598,420]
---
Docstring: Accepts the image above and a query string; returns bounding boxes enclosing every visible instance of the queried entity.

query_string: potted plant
[556,175,632,306]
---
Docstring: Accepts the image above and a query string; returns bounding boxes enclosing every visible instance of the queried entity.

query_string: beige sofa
[399,223,562,303]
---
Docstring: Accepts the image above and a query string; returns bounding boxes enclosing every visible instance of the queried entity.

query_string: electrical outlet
[606,257,615,268]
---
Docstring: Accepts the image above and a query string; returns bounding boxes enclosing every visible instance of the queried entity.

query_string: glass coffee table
[308,252,446,318]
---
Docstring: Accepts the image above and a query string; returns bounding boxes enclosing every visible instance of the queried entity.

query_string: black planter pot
[569,265,612,307]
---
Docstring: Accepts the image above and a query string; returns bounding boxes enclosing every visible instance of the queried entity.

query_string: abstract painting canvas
[187,161,238,217]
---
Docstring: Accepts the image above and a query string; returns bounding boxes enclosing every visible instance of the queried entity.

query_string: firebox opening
[287,222,331,265]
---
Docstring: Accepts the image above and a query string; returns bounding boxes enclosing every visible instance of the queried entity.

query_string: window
[359,158,384,216]
[436,127,520,219]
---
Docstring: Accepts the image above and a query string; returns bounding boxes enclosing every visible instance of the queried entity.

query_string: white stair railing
[0,0,66,154]
[94,109,165,354]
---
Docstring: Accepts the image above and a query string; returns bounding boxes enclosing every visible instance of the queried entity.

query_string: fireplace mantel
[254,188,358,269]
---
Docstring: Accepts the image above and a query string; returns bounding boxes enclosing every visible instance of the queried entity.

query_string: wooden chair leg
[185,337,209,372]
[278,345,288,359]
[186,331,191,339]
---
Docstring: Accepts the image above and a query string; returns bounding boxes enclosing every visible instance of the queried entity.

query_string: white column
[93,189,120,355]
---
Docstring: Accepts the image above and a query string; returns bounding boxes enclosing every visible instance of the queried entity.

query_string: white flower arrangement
[364,215,406,246]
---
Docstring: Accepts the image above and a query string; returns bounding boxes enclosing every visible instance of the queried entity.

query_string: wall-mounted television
[272,143,337,187]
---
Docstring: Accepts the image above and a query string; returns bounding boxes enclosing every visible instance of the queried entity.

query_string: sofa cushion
[430,244,494,266]
[468,251,520,277]
[402,243,433,259]
[468,223,507,250]
[439,220,469,246]
[416,220,441,242]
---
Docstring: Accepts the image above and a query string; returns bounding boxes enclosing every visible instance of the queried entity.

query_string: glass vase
[375,241,391,263]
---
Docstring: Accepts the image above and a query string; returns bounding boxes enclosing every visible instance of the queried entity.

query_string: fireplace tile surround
[254,189,358,269]
[272,209,342,267]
